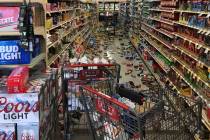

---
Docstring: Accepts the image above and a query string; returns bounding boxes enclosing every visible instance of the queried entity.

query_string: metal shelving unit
[123,0,210,138]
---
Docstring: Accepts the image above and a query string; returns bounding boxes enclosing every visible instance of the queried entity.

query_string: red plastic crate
[7,66,29,93]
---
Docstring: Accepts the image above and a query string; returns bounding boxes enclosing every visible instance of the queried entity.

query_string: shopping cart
[62,63,202,140]
[61,63,121,140]
[79,85,164,140]
[78,85,202,140]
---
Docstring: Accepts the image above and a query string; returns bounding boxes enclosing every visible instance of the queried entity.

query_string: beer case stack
[0,68,60,140]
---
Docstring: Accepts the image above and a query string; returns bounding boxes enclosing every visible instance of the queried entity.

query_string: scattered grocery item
[125,69,133,75]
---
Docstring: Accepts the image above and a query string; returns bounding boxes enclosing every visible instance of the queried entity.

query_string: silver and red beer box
[0,93,39,140]
[0,123,39,140]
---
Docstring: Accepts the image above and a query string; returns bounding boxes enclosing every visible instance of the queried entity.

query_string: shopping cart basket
[61,63,121,140]
[78,85,202,140]
[78,85,165,140]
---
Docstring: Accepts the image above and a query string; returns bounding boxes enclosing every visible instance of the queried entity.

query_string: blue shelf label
[0,40,30,65]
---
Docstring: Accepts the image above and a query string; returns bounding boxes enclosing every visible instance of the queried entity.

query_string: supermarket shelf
[149,17,174,26]
[47,42,73,66]
[194,134,200,140]
[166,78,198,102]
[174,21,210,35]
[28,53,45,68]
[141,27,173,50]
[174,33,210,52]
[174,9,209,15]
[0,26,45,36]
[0,31,20,36]
[174,21,200,30]
[171,66,209,102]
[84,30,91,40]
[202,111,210,131]
[149,8,209,15]
[167,77,210,134]
[166,78,182,94]
[46,17,75,32]
[47,34,70,49]
[172,55,210,88]
[46,8,73,14]
[0,53,45,69]
[47,27,87,66]
[145,48,170,73]
[75,34,88,46]
[149,8,174,13]
[142,22,174,38]
[47,25,81,49]
[172,44,209,68]
[76,8,82,10]
[47,40,60,49]
[140,32,172,61]
[167,77,209,135]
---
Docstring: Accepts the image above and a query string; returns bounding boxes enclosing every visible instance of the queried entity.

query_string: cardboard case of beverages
[7,66,29,93]
[0,123,16,140]
[17,123,39,140]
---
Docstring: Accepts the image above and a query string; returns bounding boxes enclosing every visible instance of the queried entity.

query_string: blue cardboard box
[0,40,31,65]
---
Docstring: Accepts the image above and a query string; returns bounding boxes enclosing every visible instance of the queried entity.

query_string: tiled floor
[109,37,150,91]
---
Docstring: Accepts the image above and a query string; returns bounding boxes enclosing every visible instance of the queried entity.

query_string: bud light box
[0,40,31,65]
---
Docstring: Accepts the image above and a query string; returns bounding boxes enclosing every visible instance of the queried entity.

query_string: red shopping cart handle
[65,63,116,68]
[81,85,129,110]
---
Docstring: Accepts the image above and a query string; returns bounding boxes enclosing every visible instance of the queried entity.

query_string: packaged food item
[45,3,51,12]
[206,104,210,122]
[46,18,53,29]
[7,66,29,93]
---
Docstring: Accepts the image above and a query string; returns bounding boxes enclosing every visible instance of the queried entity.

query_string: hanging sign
[0,93,39,123]
[0,7,20,32]
[0,40,31,65]
[79,69,103,80]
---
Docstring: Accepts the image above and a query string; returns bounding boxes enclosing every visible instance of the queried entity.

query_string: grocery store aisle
[99,34,150,91]
[68,29,160,140]
[69,32,148,140]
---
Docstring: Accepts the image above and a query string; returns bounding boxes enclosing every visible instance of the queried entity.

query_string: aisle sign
[0,40,31,65]
[79,69,103,80]
[0,93,39,123]
[0,7,20,32]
